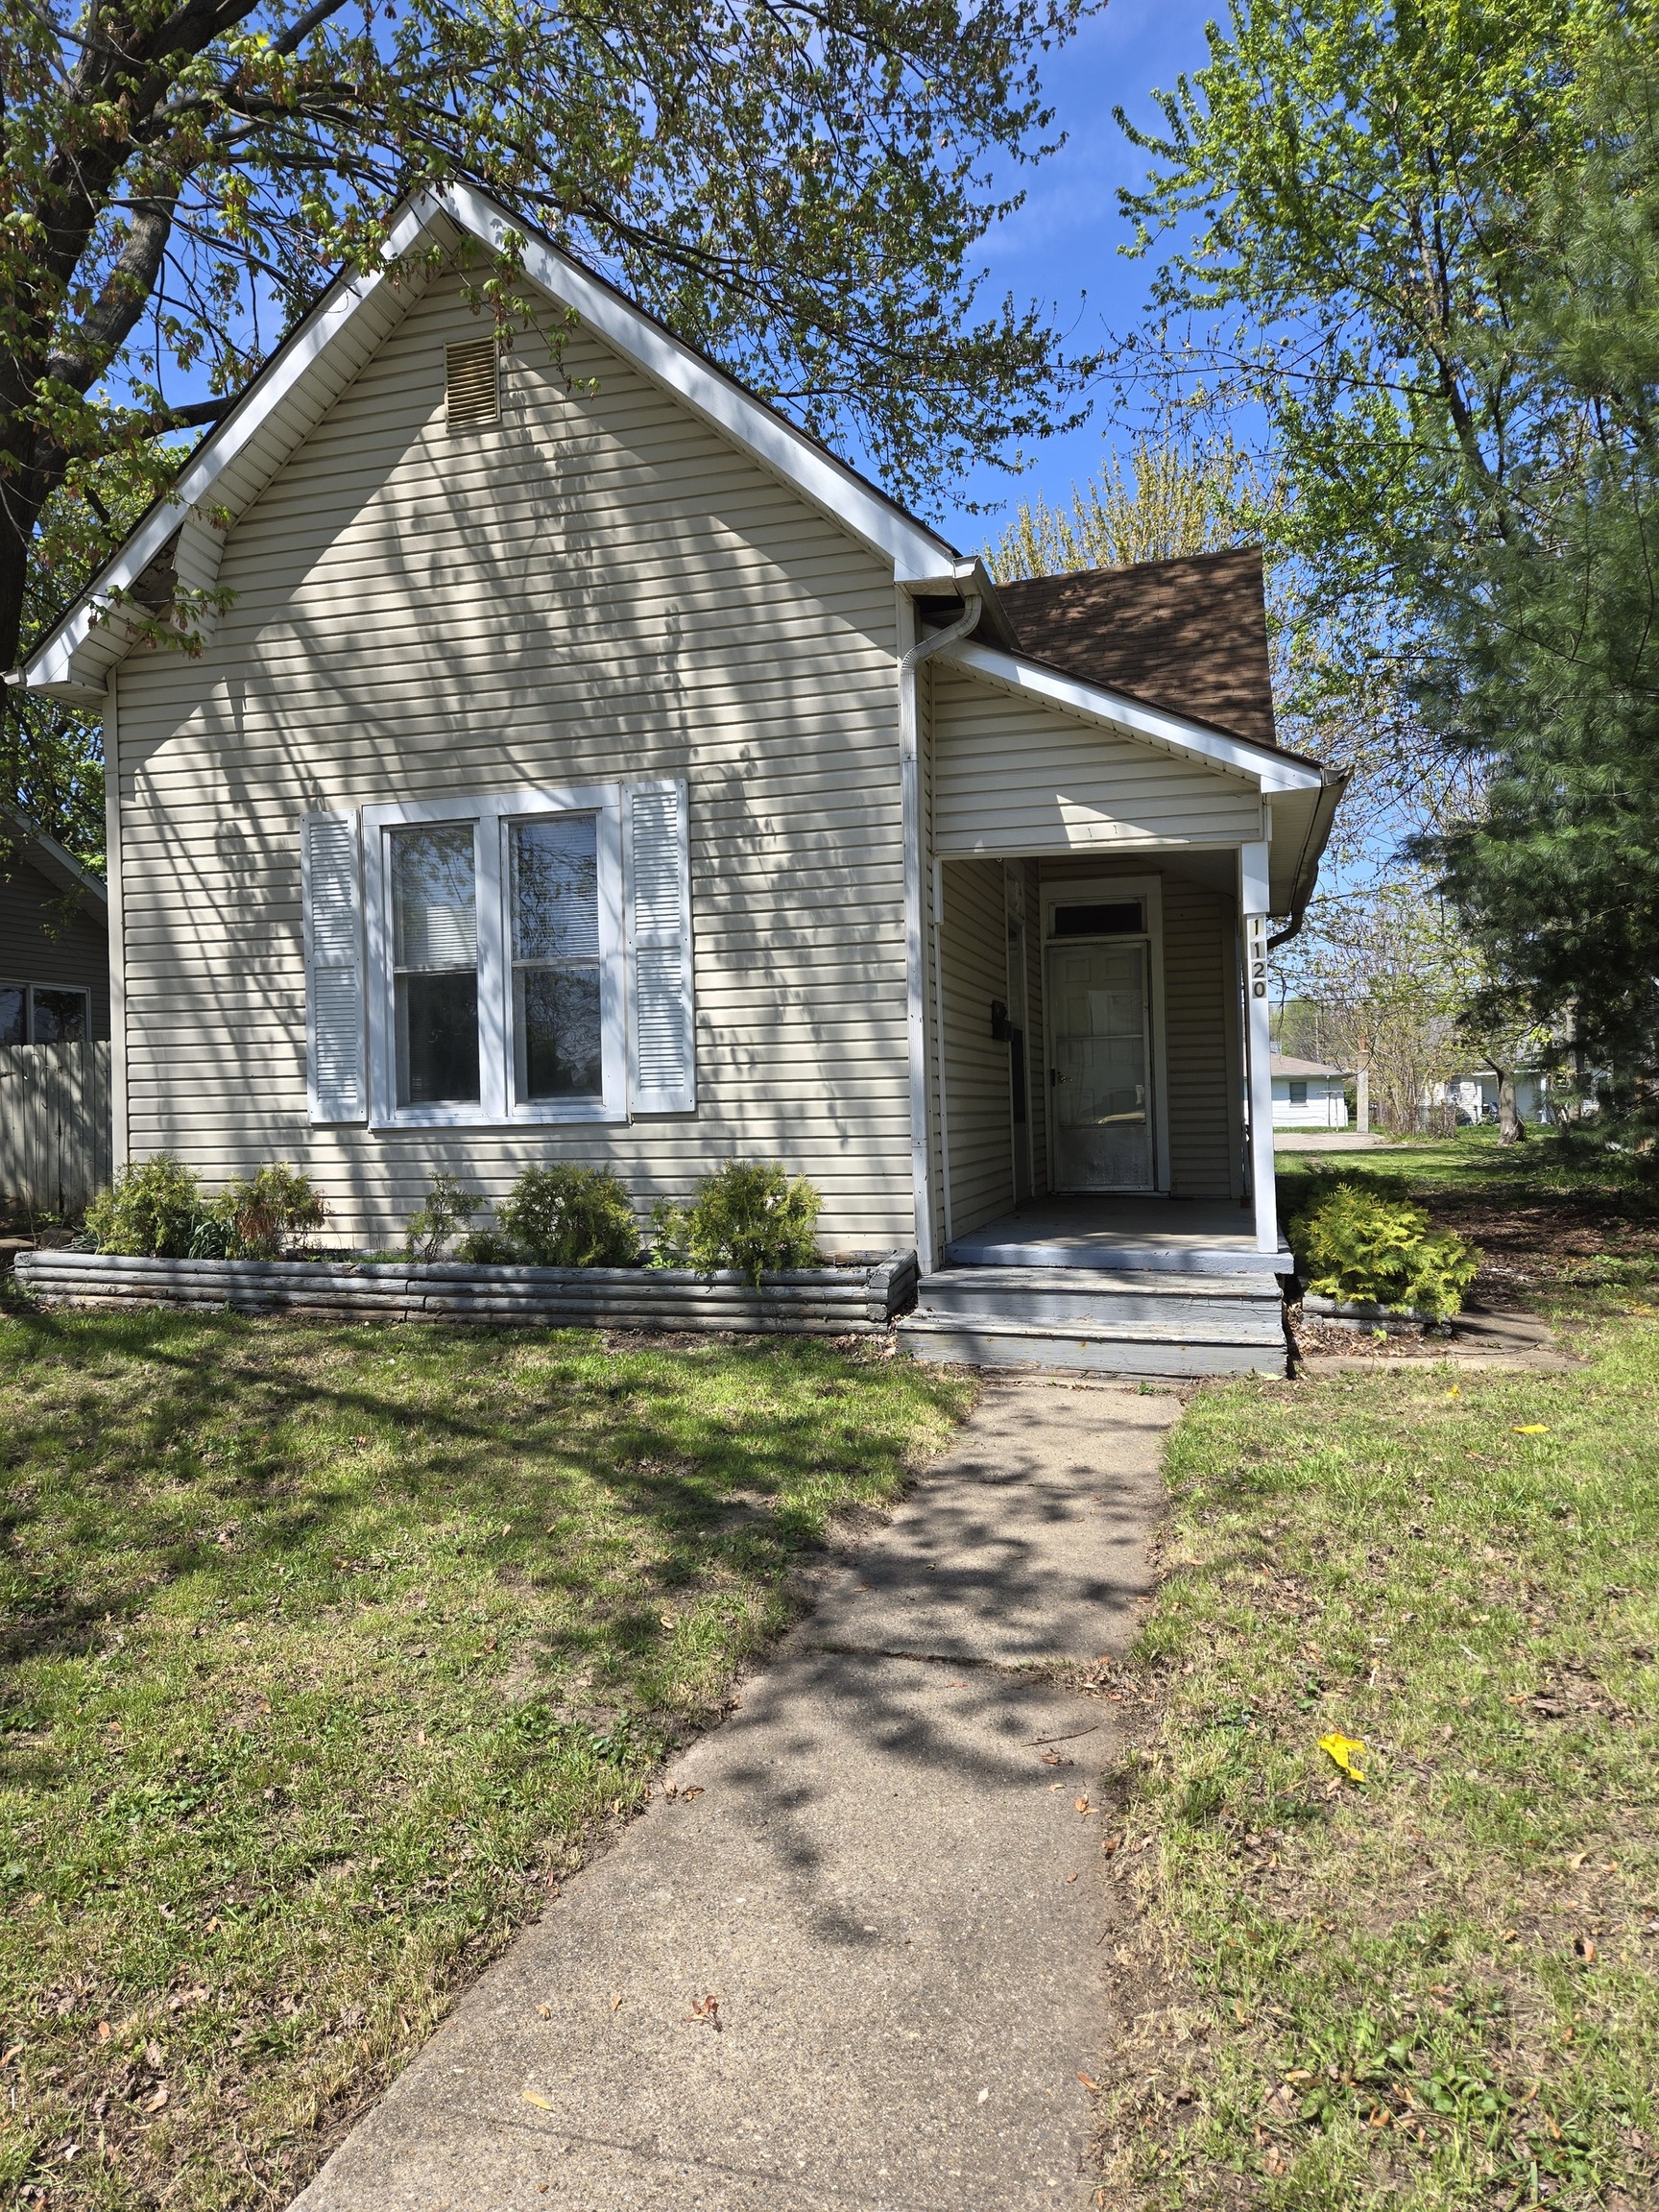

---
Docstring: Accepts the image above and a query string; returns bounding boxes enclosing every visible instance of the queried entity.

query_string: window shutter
[302,810,367,1123]
[624,780,694,1113]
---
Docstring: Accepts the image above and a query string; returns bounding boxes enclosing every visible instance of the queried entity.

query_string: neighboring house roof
[1270,1053,1349,1079]
[995,550,1285,754]
[1,811,108,924]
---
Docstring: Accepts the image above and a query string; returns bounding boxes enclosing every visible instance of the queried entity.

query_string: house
[18,185,1343,1372]
[1,813,109,1045]
[1430,1071,1551,1126]
[1270,1053,1350,1130]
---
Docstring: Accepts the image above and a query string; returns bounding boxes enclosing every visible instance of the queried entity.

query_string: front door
[1046,939,1155,1191]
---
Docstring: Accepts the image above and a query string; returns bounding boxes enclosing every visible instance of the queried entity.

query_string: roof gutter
[1267,768,1349,950]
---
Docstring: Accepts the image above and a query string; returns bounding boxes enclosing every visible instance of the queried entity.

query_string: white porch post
[1239,841,1278,1257]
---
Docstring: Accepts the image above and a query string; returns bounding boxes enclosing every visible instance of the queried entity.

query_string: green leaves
[1290,1177,1479,1320]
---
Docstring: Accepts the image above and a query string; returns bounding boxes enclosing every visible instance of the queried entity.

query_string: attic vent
[445,338,498,427]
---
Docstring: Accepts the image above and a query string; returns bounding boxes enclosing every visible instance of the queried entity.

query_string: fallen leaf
[680,1786,704,1802]
[1575,1936,1597,1962]
[96,2022,110,2041]
[1319,1730,1367,1782]
[145,2041,163,2070]
[1077,2072,1100,2092]
[1066,1871,1080,1884]
[522,2090,554,2110]
[611,1993,623,2013]
[686,1993,722,2030]
[142,2085,168,2114]
[1,2043,22,2067]
[976,2086,990,2104]
[1074,1796,1092,1815]
[660,1616,675,1629]
[1513,1425,1550,1435]
[537,2004,551,2020]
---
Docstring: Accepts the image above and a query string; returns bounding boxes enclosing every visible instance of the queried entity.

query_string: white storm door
[1046,940,1154,1191]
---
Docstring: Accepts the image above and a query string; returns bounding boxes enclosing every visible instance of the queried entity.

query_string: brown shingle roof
[993,546,1279,751]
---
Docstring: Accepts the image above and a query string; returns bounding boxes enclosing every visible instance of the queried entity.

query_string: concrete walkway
[292,1381,1177,2212]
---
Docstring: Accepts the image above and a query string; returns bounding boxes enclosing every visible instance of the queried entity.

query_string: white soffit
[23,185,961,702]
[940,637,1323,794]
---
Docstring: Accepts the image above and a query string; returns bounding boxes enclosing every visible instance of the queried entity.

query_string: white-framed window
[0,983,90,1045]
[300,781,693,1130]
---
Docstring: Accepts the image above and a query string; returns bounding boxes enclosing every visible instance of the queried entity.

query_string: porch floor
[943,1196,1293,1277]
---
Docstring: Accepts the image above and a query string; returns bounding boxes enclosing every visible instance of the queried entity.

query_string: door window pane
[391,824,480,1105]
[510,817,602,1101]
[32,989,88,1043]
[0,987,23,1046]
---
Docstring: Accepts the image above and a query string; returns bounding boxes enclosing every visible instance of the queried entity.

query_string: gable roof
[995,549,1279,752]
[16,182,981,706]
[1270,1053,1349,1079]
[1,812,108,923]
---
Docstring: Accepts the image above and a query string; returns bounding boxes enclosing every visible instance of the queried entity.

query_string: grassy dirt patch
[1277,1132,1659,1315]
[1095,1323,1659,2210]
[0,1309,969,2208]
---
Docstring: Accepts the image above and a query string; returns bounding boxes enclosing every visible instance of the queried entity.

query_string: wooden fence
[0,1041,113,1219]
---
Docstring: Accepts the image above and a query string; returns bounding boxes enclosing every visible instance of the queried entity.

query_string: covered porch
[897,597,1343,1373]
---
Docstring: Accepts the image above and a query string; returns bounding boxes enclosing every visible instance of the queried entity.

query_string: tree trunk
[1497,1070,1527,1143]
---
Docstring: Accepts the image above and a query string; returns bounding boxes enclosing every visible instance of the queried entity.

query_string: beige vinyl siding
[1036,860,1242,1201]
[1022,857,1047,1194]
[931,667,1264,855]
[114,276,910,1251]
[1161,878,1243,1199]
[939,857,1014,1239]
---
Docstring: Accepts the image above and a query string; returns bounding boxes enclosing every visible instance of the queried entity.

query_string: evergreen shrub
[1290,1178,1479,1322]
[649,1162,821,1283]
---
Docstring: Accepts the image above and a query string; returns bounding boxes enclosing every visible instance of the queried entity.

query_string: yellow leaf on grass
[1513,1425,1549,1434]
[1320,1731,1367,1782]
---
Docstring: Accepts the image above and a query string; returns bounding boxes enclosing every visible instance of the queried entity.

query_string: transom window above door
[301,781,695,1130]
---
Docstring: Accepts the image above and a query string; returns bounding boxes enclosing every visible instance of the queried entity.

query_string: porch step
[896,1265,1289,1378]
[943,1231,1291,1275]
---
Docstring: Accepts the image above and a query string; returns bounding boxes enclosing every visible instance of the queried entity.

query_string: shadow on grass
[0,1305,959,1690]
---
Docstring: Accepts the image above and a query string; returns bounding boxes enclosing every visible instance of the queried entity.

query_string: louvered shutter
[624,780,694,1113]
[301,810,367,1123]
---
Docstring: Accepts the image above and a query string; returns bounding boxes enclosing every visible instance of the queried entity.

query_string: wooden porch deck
[942,1196,1293,1277]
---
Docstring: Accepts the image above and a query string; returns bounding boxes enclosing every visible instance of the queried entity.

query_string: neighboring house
[0,813,109,1045]
[1271,1053,1350,1130]
[1431,1071,1550,1125]
[19,185,1343,1358]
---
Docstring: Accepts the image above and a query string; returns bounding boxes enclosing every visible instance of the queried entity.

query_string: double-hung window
[301,780,693,1129]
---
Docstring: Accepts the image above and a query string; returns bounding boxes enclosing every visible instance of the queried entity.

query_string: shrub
[648,1161,821,1283]
[496,1165,638,1267]
[454,1227,520,1265]
[212,1164,327,1259]
[1290,1180,1479,1322]
[404,1173,483,1262]
[84,1154,204,1258]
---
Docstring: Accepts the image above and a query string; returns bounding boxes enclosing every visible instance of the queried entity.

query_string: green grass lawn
[1105,1304,1659,2201]
[0,1309,969,2208]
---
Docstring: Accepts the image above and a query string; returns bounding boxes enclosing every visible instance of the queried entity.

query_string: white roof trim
[940,637,1324,794]
[23,187,959,698]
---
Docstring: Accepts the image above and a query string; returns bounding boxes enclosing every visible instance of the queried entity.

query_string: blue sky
[935,0,1220,555]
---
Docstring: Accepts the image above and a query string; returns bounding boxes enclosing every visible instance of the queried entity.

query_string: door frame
[1040,873,1171,1195]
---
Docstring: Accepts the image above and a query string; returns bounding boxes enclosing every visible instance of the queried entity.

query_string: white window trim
[1039,874,1171,1195]
[361,784,626,1129]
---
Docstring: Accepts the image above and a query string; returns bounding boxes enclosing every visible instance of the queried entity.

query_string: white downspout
[898,589,982,1275]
